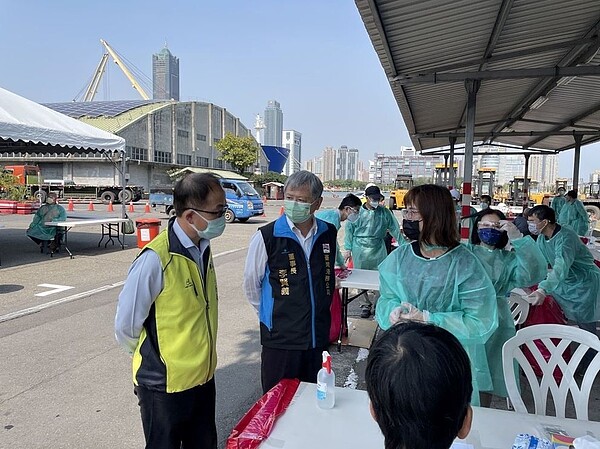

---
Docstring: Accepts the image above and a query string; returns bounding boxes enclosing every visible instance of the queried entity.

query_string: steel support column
[523,152,530,209]
[462,80,480,240]
[573,134,583,191]
[443,154,449,184]
[449,137,457,187]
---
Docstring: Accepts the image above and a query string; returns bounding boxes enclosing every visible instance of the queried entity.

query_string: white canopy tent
[0,86,128,217]
[0,87,125,152]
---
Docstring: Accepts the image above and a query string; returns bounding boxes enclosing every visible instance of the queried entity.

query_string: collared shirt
[243,216,318,313]
[115,219,209,354]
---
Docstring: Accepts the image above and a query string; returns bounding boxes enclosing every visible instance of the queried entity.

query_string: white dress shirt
[243,216,318,313]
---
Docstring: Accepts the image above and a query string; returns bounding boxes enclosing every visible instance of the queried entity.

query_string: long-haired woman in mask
[375,184,498,406]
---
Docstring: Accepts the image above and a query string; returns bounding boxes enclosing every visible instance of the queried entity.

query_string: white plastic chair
[502,323,600,420]
[508,288,530,326]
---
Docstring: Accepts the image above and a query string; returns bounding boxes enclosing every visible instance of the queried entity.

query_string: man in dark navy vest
[243,170,338,393]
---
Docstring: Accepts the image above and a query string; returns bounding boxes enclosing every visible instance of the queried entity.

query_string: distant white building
[336,146,359,180]
[282,130,302,176]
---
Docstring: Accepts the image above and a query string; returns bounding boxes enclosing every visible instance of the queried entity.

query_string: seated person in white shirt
[366,322,473,449]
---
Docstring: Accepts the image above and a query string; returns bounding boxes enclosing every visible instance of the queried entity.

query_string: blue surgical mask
[369,201,379,209]
[478,228,502,246]
[528,222,540,235]
[284,200,313,224]
[191,210,226,240]
[481,202,489,209]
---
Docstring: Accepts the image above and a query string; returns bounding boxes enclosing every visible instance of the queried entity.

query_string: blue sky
[1,0,598,180]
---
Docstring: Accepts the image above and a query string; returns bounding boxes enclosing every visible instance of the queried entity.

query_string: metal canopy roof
[355,0,600,155]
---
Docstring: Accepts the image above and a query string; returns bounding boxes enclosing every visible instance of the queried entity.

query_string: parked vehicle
[3,164,143,204]
[150,177,264,223]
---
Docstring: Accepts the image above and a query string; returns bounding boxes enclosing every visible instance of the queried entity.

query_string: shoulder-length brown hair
[404,184,459,249]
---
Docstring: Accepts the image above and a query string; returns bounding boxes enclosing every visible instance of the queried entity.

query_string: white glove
[389,302,429,324]
[500,220,522,240]
[526,289,546,306]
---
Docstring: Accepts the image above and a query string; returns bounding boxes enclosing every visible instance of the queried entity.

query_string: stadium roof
[355,0,600,155]
[44,100,172,134]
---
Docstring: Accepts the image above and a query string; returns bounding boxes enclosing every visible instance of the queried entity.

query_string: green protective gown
[376,243,499,405]
[343,205,400,269]
[558,200,589,236]
[315,209,345,267]
[26,203,67,241]
[551,195,566,217]
[537,225,600,322]
[466,236,547,397]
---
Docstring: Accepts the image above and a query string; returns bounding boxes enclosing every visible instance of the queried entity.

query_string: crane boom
[83,53,109,102]
[100,39,150,100]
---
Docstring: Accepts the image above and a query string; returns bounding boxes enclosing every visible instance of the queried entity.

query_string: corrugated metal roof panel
[356,0,600,153]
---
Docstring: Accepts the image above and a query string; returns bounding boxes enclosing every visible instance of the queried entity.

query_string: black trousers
[261,346,327,393]
[135,378,217,449]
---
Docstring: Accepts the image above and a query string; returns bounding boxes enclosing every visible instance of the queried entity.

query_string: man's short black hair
[366,322,472,449]
[173,173,223,217]
[338,193,362,210]
[529,204,556,224]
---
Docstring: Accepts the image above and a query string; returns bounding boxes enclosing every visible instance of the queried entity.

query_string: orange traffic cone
[144,202,151,213]
[87,201,95,211]
[107,200,114,212]
[128,201,135,212]
[67,199,74,211]
[279,206,284,216]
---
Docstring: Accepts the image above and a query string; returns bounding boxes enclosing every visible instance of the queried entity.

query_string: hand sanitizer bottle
[316,351,335,409]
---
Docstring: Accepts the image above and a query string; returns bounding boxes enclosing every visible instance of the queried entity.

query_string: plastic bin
[136,218,161,249]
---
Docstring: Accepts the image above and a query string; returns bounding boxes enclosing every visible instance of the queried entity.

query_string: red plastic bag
[329,288,342,343]
[521,294,571,383]
[226,378,300,449]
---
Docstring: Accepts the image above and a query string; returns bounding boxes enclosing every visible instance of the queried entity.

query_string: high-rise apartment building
[336,146,359,180]
[369,147,443,184]
[474,146,558,191]
[282,130,302,176]
[263,100,283,147]
[321,146,337,182]
[529,154,558,191]
[152,46,180,101]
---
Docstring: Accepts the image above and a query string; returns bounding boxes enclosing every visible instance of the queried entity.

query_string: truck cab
[150,177,264,223]
[219,179,264,223]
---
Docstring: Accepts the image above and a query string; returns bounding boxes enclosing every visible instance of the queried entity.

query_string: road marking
[0,281,125,323]
[0,246,249,323]
[35,284,74,297]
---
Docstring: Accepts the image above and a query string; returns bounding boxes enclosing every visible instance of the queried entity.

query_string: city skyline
[1,1,598,180]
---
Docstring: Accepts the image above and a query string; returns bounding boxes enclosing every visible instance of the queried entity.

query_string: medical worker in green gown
[315,193,362,269]
[468,208,547,405]
[558,190,589,236]
[376,184,498,406]
[551,186,567,217]
[344,185,401,318]
[527,205,600,331]
[26,192,66,251]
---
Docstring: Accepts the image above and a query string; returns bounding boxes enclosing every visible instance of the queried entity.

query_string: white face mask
[369,201,379,209]
[346,211,359,222]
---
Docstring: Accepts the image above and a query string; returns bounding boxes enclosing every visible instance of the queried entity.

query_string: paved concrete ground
[1,197,600,449]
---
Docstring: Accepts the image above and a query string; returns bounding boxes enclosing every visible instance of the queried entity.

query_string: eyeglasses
[404,208,421,219]
[188,206,229,218]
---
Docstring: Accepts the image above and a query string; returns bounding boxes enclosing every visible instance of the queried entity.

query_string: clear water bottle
[316,351,335,409]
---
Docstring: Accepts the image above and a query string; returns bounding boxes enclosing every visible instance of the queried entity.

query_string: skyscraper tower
[263,100,283,147]
[152,45,180,101]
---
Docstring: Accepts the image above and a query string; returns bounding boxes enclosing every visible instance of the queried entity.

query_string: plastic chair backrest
[502,323,600,420]
[508,288,530,326]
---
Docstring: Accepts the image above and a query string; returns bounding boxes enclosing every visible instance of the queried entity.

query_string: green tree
[215,133,260,174]
[0,171,26,200]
